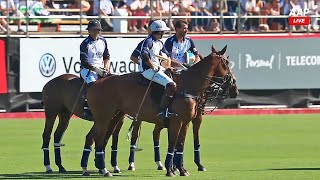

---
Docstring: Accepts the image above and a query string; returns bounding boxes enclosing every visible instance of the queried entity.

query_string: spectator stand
[0,0,319,36]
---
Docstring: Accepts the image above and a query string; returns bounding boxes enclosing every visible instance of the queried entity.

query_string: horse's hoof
[82,171,90,176]
[46,169,53,173]
[157,166,165,170]
[99,169,103,174]
[104,172,113,177]
[166,172,175,177]
[128,166,135,171]
[113,169,121,173]
[172,167,178,175]
[59,168,67,173]
[198,166,207,171]
[180,171,190,176]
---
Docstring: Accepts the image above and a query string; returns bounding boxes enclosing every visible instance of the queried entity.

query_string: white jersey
[164,34,199,63]
[80,36,109,68]
[139,35,169,71]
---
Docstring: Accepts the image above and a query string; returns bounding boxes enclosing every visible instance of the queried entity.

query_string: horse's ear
[219,45,227,55]
[211,45,217,54]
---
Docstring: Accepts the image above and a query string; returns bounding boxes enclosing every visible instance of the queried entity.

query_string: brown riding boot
[158,83,177,128]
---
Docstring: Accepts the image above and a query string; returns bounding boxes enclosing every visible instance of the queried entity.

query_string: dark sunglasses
[153,31,164,35]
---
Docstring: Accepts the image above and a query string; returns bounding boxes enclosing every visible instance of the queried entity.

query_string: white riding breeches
[141,68,174,87]
[80,68,99,84]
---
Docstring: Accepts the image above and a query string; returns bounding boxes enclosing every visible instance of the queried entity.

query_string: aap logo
[39,53,56,77]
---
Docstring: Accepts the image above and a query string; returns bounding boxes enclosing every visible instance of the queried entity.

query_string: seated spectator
[191,0,206,32]
[267,0,283,30]
[280,0,290,30]
[28,0,50,16]
[126,0,147,32]
[256,0,269,31]
[92,0,114,31]
[152,0,174,29]
[226,0,238,31]
[178,0,193,28]
[68,0,91,13]
[213,0,229,31]
[0,17,11,32]
[0,0,24,32]
[153,0,172,17]
[100,0,114,31]
[306,0,320,30]
[245,0,259,31]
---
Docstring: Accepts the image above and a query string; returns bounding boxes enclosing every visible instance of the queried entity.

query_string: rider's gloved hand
[182,63,192,68]
[153,65,160,72]
[92,66,108,77]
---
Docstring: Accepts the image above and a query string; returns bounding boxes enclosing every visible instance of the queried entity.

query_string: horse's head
[203,45,238,99]
[179,45,238,99]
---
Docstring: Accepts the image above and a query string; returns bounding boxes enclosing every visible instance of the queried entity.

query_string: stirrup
[157,108,178,118]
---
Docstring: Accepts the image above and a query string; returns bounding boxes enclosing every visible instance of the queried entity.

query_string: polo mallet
[127,69,157,152]
[69,71,92,120]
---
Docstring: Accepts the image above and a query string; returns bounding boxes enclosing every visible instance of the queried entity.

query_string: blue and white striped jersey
[164,35,199,63]
[139,35,169,71]
[80,36,110,68]
[131,35,151,59]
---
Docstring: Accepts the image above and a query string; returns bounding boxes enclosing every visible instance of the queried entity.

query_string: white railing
[0,14,319,37]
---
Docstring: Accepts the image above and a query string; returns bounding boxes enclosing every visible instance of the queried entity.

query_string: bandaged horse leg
[153,125,165,170]
[128,121,140,171]
[165,121,183,177]
[42,146,52,173]
[159,83,177,128]
[174,122,190,176]
[94,111,125,177]
[53,112,72,173]
[81,126,94,176]
[192,115,206,171]
[42,112,57,173]
[94,123,110,176]
[110,119,124,173]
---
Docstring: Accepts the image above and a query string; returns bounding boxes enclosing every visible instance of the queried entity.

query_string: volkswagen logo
[39,53,56,77]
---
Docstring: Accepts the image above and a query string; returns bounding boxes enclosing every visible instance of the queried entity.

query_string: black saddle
[137,74,164,104]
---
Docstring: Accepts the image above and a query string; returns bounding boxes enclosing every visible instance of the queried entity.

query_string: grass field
[1,114,320,180]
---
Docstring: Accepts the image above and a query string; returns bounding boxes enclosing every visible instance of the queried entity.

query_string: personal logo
[39,53,56,77]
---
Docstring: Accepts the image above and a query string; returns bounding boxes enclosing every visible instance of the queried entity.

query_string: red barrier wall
[0,39,7,93]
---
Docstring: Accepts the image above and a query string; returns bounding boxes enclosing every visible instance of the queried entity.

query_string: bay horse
[107,54,238,174]
[86,45,236,177]
[41,73,125,174]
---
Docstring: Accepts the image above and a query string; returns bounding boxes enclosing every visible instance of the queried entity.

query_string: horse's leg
[53,110,72,173]
[81,125,94,176]
[110,114,124,173]
[42,111,58,173]
[94,112,121,177]
[165,121,183,177]
[127,120,141,171]
[175,122,190,176]
[153,124,165,170]
[192,115,206,171]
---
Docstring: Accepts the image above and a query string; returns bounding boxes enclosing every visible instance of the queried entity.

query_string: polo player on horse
[138,20,177,127]
[79,19,110,117]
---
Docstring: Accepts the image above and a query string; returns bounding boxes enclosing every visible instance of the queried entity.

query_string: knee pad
[165,82,177,95]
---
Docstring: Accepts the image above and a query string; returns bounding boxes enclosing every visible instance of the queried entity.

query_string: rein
[198,53,233,114]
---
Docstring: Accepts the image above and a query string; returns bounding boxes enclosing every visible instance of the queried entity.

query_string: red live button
[288,16,310,26]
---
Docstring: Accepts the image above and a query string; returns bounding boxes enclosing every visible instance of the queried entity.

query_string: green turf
[1,114,320,179]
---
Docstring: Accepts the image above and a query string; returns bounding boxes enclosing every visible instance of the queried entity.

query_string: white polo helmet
[150,20,170,32]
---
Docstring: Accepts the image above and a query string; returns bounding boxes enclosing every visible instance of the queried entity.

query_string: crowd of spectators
[0,0,319,33]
